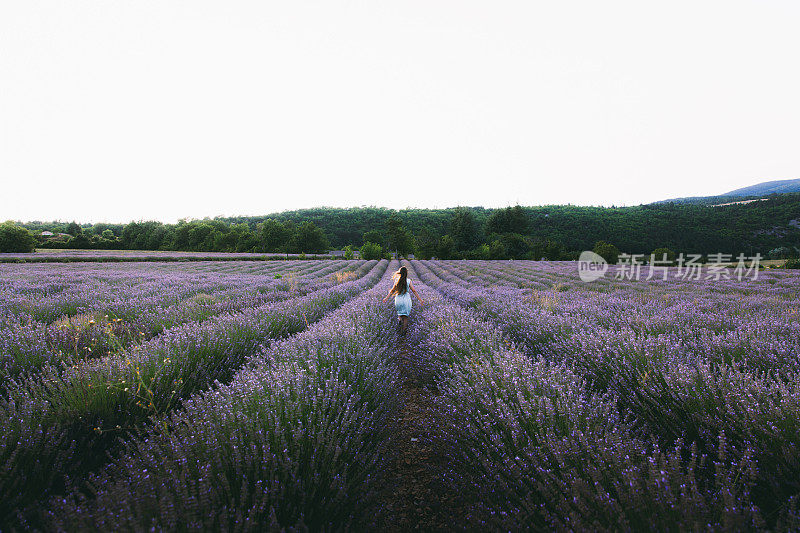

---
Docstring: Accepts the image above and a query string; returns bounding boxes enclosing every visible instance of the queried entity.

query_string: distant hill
[657,178,800,205]
[722,178,800,197]
[219,194,800,255]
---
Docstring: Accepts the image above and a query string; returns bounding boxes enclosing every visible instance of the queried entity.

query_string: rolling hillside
[657,178,800,205]
[722,178,800,197]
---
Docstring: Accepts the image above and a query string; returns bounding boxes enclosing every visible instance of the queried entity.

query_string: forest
[8,193,800,260]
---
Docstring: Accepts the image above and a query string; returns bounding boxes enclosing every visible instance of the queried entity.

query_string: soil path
[373,333,473,532]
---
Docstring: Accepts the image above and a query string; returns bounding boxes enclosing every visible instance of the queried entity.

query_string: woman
[382,266,424,334]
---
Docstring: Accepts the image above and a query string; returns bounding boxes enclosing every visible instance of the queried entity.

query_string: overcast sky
[2,1,799,223]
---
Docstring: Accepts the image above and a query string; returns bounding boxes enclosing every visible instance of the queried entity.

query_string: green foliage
[594,240,621,264]
[784,258,800,269]
[481,234,564,260]
[411,227,437,259]
[257,219,291,252]
[499,233,530,259]
[65,221,82,237]
[68,234,91,249]
[530,238,564,260]
[362,229,385,247]
[122,221,173,250]
[486,205,529,235]
[489,239,506,259]
[768,246,794,259]
[650,247,677,264]
[437,235,455,259]
[17,192,800,256]
[291,221,329,254]
[343,245,354,260]
[91,223,115,237]
[449,207,482,252]
[386,215,413,256]
[360,241,383,260]
[474,243,491,260]
[226,206,476,249]
[0,222,36,253]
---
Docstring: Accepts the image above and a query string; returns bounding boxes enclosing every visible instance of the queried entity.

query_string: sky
[2,1,799,224]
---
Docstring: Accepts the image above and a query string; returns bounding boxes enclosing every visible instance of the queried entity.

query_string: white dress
[394,278,413,316]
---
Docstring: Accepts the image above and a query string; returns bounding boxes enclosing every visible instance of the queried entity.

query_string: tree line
[6,193,800,259]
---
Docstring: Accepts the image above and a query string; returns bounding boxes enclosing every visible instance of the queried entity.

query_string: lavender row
[0,260,388,527]
[45,264,403,531]
[0,250,336,260]
[415,261,800,375]
[0,259,356,325]
[424,259,553,289]
[0,261,369,378]
[402,271,782,530]
[409,261,800,527]
[430,259,800,299]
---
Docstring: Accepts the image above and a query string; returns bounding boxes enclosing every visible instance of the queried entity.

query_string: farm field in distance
[1,258,799,530]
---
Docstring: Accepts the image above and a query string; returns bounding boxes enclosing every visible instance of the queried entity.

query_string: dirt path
[373,335,474,532]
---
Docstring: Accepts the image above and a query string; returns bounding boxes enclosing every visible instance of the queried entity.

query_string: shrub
[784,258,800,269]
[0,222,36,253]
[650,247,677,264]
[593,240,620,264]
[489,239,506,259]
[65,222,82,236]
[499,233,530,259]
[360,241,382,260]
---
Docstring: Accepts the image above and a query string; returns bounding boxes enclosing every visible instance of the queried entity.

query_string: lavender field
[1,259,799,531]
[0,249,334,263]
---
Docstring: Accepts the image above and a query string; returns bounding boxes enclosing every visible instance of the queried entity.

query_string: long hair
[390,266,408,296]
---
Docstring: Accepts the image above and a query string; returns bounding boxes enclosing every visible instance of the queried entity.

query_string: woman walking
[382,266,424,334]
